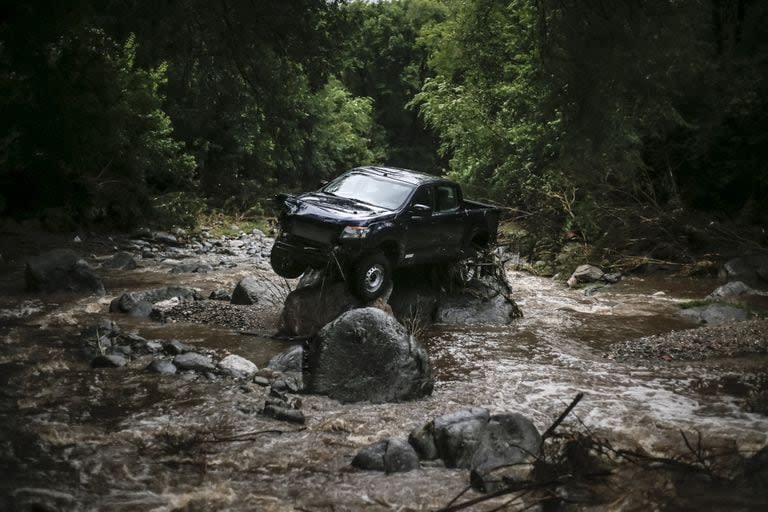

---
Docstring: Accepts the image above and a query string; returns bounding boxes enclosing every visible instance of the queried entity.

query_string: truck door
[431,183,465,258]
[402,185,437,264]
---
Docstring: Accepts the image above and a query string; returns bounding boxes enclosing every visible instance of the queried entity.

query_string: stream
[1,239,767,511]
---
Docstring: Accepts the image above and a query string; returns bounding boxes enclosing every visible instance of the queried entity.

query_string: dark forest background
[2,0,767,258]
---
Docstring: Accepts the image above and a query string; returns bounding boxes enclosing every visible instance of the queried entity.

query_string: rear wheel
[270,249,305,278]
[352,252,391,301]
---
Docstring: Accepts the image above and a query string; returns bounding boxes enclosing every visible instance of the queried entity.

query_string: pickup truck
[270,166,500,300]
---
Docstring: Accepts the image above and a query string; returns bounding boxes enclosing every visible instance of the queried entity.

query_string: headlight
[340,226,370,239]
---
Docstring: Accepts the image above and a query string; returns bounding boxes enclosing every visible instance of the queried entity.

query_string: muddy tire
[352,252,391,301]
[270,249,305,278]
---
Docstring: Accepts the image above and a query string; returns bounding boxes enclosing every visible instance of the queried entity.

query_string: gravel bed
[608,319,768,362]
[161,299,280,332]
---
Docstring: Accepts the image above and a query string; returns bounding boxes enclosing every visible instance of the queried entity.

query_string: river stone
[304,307,433,403]
[432,407,491,468]
[163,340,193,355]
[680,303,749,324]
[146,359,177,375]
[101,251,137,270]
[153,231,178,244]
[469,413,542,492]
[268,345,303,373]
[263,405,305,424]
[352,438,420,473]
[567,264,604,287]
[707,281,762,300]
[409,422,439,460]
[25,249,106,295]
[277,281,362,337]
[91,354,127,368]
[384,438,420,473]
[435,292,519,325]
[231,275,279,305]
[109,286,201,315]
[218,354,258,378]
[719,255,768,288]
[173,352,215,372]
[209,289,232,301]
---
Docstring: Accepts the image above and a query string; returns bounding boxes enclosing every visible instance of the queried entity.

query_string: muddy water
[1,259,767,511]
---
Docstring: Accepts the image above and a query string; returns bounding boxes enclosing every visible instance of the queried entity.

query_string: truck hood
[281,192,394,224]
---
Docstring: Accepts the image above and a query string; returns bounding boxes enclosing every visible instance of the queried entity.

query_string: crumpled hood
[281,192,394,224]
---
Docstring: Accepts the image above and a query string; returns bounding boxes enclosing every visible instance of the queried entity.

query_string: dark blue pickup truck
[270,166,500,300]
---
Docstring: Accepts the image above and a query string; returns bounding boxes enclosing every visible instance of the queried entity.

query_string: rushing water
[1,256,767,511]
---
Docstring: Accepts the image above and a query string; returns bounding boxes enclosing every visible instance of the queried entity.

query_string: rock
[109,286,201,315]
[352,440,387,471]
[153,231,178,245]
[352,438,420,474]
[409,422,439,460]
[384,438,420,473]
[567,264,604,287]
[435,291,520,325]
[680,303,749,324]
[253,376,271,387]
[263,405,305,424]
[231,275,283,306]
[141,250,156,259]
[149,297,181,321]
[101,252,137,270]
[218,354,258,378]
[146,359,177,375]
[209,289,232,301]
[305,308,433,403]
[277,281,363,337]
[604,272,622,284]
[719,255,768,288]
[469,413,542,492]
[173,352,215,372]
[25,249,106,295]
[267,345,303,373]
[163,340,193,355]
[127,302,153,317]
[91,354,127,368]
[169,262,213,274]
[432,408,491,468]
[80,319,121,341]
[707,281,762,300]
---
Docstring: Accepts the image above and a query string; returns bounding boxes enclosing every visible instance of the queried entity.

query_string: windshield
[323,173,415,210]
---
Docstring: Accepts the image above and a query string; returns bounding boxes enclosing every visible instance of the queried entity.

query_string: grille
[290,220,338,244]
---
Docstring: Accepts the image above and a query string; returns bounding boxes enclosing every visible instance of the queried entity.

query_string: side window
[411,186,433,209]
[434,184,459,212]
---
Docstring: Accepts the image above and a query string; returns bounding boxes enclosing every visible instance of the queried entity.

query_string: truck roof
[352,166,445,186]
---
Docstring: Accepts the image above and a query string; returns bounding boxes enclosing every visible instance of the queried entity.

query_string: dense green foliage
[2,0,767,255]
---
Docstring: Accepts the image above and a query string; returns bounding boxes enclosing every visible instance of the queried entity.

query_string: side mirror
[409,203,432,218]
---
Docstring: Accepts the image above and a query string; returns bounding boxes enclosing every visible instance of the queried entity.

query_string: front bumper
[272,233,364,269]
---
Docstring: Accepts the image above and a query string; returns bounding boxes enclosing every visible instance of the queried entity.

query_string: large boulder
[25,249,105,295]
[389,270,522,327]
[304,307,433,403]
[109,286,201,316]
[719,255,768,289]
[352,438,420,473]
[277,280,390,338]
[231,275,282,305]
[566,264,604,287]
[410,408,541,492]
[680,303,749,324]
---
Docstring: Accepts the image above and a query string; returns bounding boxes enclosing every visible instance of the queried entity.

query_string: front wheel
[351,252,391,301]
[270,248,305,278]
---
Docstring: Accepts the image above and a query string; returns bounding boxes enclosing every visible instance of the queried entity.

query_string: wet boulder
[469,413,542,492]
[101,251,137,270]
[173,352,215,372]
[109,286,201,316]
[352,438,420,473]
[680,303,749,324]
[277,281,363,338]
[268,345,303,373]
[231,275,283,305]
[432,408,491,468]
[305,307,433,403]
[567,264,604,287]
[218,354,258,379]
[719,255,768,289]
[146,359,177,375]
[25,249,106,295]
[707,281,764,300]
[209,289,232,301]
